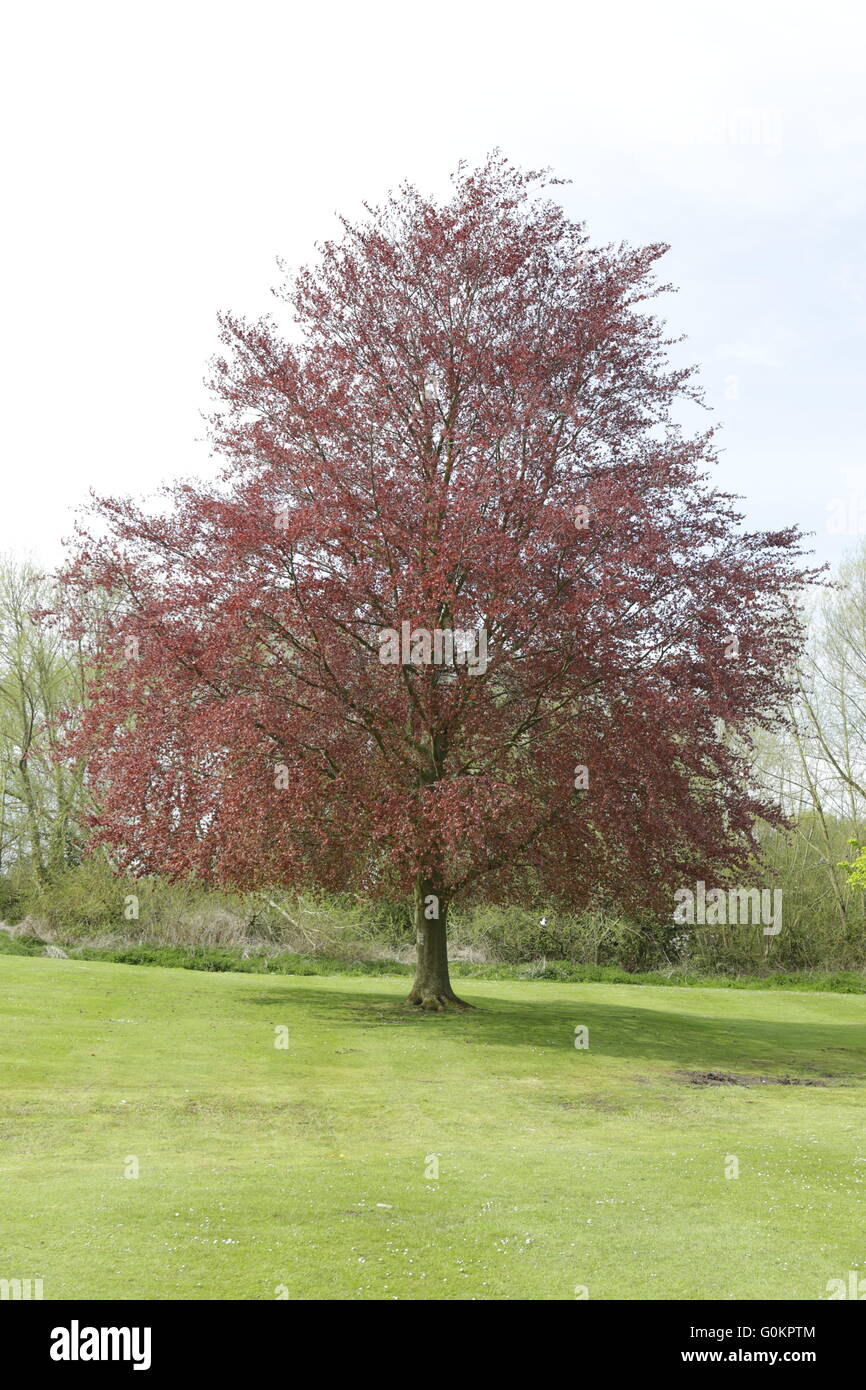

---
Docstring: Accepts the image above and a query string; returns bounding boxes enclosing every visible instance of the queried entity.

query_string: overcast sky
[1,0,864,572]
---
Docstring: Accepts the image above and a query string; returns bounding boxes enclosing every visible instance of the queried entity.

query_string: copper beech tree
[61,157,815,1009]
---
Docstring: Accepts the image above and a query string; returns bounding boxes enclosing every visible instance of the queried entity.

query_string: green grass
[2,955,865,1300]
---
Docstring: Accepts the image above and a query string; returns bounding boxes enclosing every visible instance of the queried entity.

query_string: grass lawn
[1,955,865,1300]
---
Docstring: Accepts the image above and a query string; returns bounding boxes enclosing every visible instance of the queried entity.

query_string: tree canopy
[61,155,816,1006]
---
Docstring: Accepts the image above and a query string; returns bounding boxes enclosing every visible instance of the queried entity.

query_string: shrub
[0,872,27,924]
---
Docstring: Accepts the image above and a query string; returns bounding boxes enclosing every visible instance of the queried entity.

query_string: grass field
[2,955,865,1300]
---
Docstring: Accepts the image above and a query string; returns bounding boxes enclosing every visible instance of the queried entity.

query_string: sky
[1,0,864,573]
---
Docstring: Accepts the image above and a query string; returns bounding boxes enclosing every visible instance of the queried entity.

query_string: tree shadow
[240,980,866,1080]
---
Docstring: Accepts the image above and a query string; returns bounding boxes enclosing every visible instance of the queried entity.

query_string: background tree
[769,546,866,926]
[0,557,89,885]
[61,156,815,1008]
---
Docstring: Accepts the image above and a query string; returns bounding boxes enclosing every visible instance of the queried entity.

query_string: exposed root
[405,989,472,1012]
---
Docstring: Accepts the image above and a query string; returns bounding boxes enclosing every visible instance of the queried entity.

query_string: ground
[1,956,865,1300]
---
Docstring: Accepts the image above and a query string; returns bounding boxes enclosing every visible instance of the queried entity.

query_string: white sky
[1,0,864,570]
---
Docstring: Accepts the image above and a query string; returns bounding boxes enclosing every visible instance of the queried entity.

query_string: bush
[0,871,27,924]
[25,858,131,934]
[452,904,667,967]
[13,828,866,976]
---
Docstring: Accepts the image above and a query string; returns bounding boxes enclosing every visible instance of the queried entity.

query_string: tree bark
[405,874,468,1010]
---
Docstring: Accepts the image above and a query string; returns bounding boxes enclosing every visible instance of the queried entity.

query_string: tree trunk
[18,755,47,885]
[405,874,468,1010]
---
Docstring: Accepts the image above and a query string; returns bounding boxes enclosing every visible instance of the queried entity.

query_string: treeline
[1,551,866,974]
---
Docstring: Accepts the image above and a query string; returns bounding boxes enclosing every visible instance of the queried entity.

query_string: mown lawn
[1,956,865,1300]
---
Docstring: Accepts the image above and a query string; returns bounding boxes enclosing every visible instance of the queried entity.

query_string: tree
[0,557,89,884]
[775,544,866,917]
[61,155,816,1007]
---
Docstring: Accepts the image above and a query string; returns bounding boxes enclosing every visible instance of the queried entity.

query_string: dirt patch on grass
[676,1069,831,1088]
